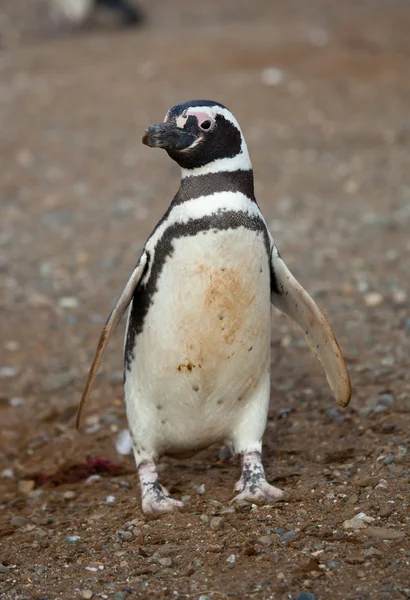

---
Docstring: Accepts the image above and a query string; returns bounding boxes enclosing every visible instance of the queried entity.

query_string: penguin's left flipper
[270,245,352,408]
[76,251,148,429]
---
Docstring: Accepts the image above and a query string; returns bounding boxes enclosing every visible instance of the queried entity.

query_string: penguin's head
[142,100,251,173]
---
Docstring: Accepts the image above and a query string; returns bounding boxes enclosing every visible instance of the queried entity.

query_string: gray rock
[0,367,18,377]
[10,516,29,527]
[279,531,297,542]
[117,530,133,541]
[65,535,81,542]
[114,592,129,600]
[0,564,10,573]
[364,547,384,559]
[210,517,224,531]
[41,373,73,392]
[158,557,173,567]
[295,594,316,600]
[257,535,273,546]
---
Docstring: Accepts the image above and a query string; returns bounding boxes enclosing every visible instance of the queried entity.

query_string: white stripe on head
[174,105,252,177]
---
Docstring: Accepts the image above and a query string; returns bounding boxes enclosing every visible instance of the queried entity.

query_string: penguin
[51,0,142,28]
[77,100,352,515]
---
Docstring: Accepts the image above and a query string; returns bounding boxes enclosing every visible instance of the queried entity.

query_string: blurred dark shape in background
[51,0,143,28]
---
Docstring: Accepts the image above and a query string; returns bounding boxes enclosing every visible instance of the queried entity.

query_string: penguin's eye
[200,120,212,131]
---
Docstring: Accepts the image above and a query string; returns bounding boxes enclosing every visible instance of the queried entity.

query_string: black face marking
[167,113,242,170]
[172,170,255,206]
[124,210,270,370]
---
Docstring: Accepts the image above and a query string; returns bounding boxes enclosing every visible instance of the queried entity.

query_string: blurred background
[1,1,409,599]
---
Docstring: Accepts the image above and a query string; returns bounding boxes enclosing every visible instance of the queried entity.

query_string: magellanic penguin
[77,100,352,515]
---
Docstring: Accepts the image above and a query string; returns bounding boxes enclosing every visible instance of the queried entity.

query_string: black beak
[142,122,197,151]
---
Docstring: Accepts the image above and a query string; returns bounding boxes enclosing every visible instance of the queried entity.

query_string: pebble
[226,554,236,563]
[345,554,365,564]
[18,480,35,494]
[117,530,133,541]
[343,515,368,530]
[346,493,359,504]
[0,564,10,573]
[114,593,129,600]
[41,373,73,392]
[257,535,272,546]
[197,484,206,495]
[0,367,18,377]
[378,505,392,517]
[115,430,132,455]
[65,536,81,542]
[364,547,384,559]
[81,591,93,600]
[364,292,383,307]
[158,557,173,567]
[199,596,211,600]
[10,516,29,527]
[106,495,116,504]
[181,495,191,503]
[199,514,210,525]
[58,296,79,309]
[279,531,297,542]
[366,527,405,540]
[210,517,224,531]
[1,469,14,478]
[63,490,75,500]
[295,594,316,600]
[85,475,101,485]
[9,396,24,407]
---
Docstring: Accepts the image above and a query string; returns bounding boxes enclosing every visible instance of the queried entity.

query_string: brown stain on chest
[199,263,257,345]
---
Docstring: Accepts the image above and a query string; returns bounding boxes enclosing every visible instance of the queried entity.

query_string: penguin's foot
[232,450,285,505]
[138,460,184,516]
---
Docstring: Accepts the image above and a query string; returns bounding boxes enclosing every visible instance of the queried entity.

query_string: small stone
[10,516,29,527]
[1,469,14,478]
[81,591,93,600]
[257,535,273,546]
[364,547,384,559]
[199,596,211,600]
[343,515,368,530]
[392,289,407,305]
[181,495,191,503]
[18,480,35,494]
[117,530,133,541]
[114,593,129,600]
[63,490,75,500]
[364,292,383,307]
[41,373,73,392]
[59,296,79,309]
[0,564,10,573]
[346,493,359,504]
[65,536,81,542]
[85,475,101,485]
[106,495,115,504]
[9,396,24,407]
[197,484,206,495]
[378,506,392,517]
[199,514,209,525]
[345,554,365,565]
[376,479,388,490]
[295,594,316,600]
[115,430,132,455]
[158,557,173,567]
[356,476,380,487]
[226,554,236,563]
[383,455,395,465]
[210,517,224,531]
[0,367,18,377]
[132,527,141,537]
[366,527,405,540]
[280,531,297,542]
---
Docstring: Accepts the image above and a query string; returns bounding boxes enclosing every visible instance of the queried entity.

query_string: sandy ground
[0,1,409,599]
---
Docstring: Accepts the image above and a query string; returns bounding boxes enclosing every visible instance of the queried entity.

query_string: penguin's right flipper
[76,251,148,429]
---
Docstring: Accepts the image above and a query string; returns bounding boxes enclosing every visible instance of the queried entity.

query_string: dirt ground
[1,1,409,599]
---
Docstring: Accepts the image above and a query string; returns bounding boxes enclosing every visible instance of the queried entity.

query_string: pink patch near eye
[186,109,213,129]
